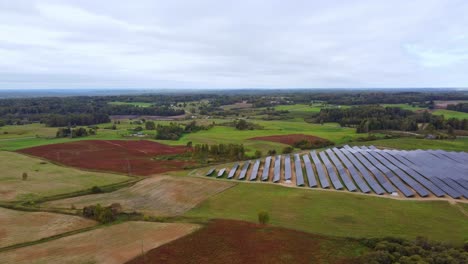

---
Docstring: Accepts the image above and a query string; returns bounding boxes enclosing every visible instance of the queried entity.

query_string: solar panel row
[227,163,239,179]
[302,154,318,187]
[261,156,272,181]
[238,160,251,180]
[204,146,467,199]
[249,159,261,181]
[294,154,305,186]
[325,149,357,192]
[273,155,281,183]
[310,151,330,188]
[284,155,292,181]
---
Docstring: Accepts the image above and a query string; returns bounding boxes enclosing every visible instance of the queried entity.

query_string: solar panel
[294,154,305,186]
[273,155,281,183]
[249,159,261,181]
[333,148,374,195]
[365,151,429,197]
[227,163,239,179]
[217,168,226,178]
[372,150,444,197]
[238,160,251,180]
[337,149,396,193]
[302,154,318,187]
[355,150,414,197]
[318,151,344,190]
[310,151,330,188]
[261,156,272,181]
[325,149,357,192]
[284,155,292,181]
[206,168,215,176]
[389,153,461,199]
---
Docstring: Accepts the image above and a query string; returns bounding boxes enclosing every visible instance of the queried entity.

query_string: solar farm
[206,146,468,199]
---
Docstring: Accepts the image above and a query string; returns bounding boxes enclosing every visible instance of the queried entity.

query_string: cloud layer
[0,0,467,89]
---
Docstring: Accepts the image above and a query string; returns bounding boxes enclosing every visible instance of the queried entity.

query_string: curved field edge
[0,207,97,248]
[0,221,200,264]
[185,182,468,244]
[0,151,133,202]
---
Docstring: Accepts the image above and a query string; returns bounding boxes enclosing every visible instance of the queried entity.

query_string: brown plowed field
[18,140,193,176]
[249,134,329,146]
[126,219,361,264]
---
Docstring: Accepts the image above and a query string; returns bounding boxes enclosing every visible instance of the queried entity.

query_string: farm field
[0,207,96,248]
[108,101,153,107]
[0,151,132,201]
[43,176,234,216]
[432,109,468,119]
[381,103,426,111]
[186,183,468,243]
[18,140,193,176]
[0,221,199,264]
[127,219,365,264]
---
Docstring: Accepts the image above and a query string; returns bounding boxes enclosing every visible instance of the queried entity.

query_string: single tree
[22,172,28,181]
[258,211,270,225]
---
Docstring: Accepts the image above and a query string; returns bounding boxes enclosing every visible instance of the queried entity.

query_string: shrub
[90,186,102,193]
[258,211,270,225]
[282,146,293,154]
[22,172,28,181]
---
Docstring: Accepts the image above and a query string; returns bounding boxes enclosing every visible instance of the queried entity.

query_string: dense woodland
[314,105,468,132]
[1,91,467,129]
[358,236,468,264]
[447,103,468,113]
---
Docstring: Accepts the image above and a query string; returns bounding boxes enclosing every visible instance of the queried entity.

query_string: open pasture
[43,175,234,217]
[18,140,193,176]
[0,221,199,264]
[0,207,96,248]
[0,151,131,201]
[186,183,468,243]
[204,146,468,200]
[126,219,364,264]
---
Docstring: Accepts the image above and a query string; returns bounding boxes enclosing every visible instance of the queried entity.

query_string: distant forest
[0,91,467,127]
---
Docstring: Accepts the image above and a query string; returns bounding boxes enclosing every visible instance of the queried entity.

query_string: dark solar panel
[356,150,414,197]
[261,156,272,181]
[273,155,281,183]
[310,151,330,188]
[302,154,318,187]
[238,160,251,180]
[227,163,239,179]
[325,149,357,192]
[338,149,384,194]
[318,151,344,190]
[294,154,305,186]
[284,155,292,181]
[249,159,261,181]
[373,150,444,197]
[365,151,429,197]
[332,148,372,193]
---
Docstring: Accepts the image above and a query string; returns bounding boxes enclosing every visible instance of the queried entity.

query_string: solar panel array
[205,146,468,200]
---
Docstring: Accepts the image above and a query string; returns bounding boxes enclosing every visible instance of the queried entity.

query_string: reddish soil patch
[126,219,360,264]
[250,134,330,146]
[18,140,193,176]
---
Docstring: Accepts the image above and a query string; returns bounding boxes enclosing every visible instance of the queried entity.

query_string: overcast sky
[0,0,467,89]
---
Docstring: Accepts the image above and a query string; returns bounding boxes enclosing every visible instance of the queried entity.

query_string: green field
[432,109,468,119]
[0,151,132,201]
[381,103,426,111]
[186,183,468,243]
[108,101,153,107]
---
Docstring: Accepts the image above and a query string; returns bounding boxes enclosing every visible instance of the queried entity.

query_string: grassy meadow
[186,182,468,243]
[0,151,132,202]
